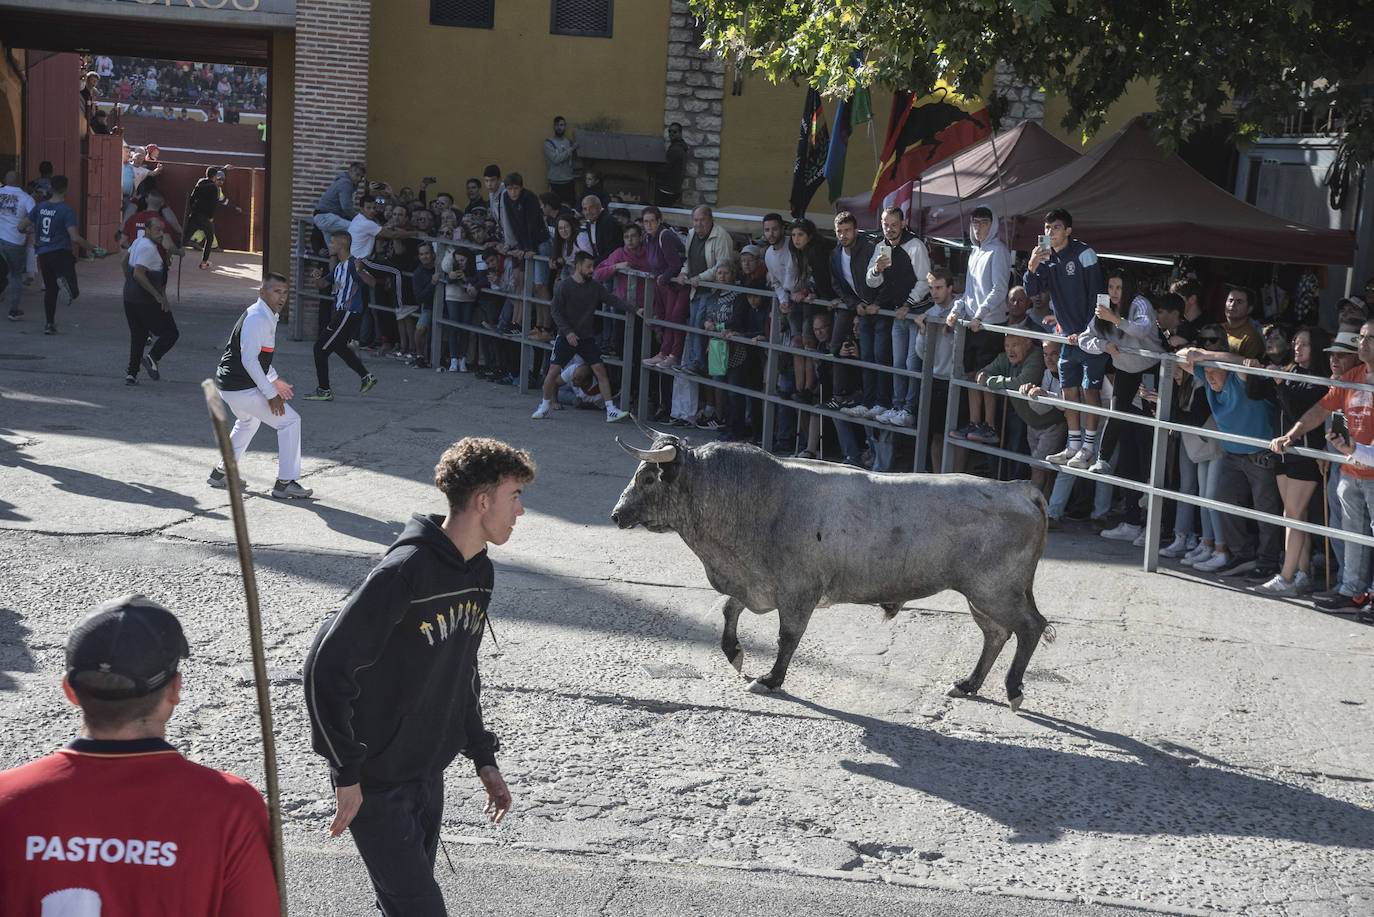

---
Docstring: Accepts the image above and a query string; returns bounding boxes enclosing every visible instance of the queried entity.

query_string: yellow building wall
[265,29,295,277]
[1042,78,1158,151]
[367,0,670,195]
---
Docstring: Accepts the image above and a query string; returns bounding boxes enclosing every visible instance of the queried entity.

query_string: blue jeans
[1337,473,1374,594]
[443,300,470,359]
[858,314,893,408]
[348,773,447,917]
[1176,448,1200,538]
[833,418,864,463]
[890,318,922,413]
[684,291,711,370]
[1,240,26,313]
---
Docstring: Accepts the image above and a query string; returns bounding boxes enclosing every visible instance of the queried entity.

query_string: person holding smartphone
[1274,319,1374,611]
[1023,208,1106,470]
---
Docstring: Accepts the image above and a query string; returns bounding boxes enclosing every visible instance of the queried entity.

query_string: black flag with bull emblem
[789,88,830,218]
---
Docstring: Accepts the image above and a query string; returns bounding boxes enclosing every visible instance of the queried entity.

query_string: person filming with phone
[1273,320,1374,612]
[1024,208,1106,470]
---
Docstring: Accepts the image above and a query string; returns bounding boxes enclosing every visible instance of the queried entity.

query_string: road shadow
[1,452,226,522]
[272,498,405,548]
[789,698,1374,849]
[0,608,36,691]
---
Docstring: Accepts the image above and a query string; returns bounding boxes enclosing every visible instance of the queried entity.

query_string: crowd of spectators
[82,55,266,124]
[298,131,1374,617]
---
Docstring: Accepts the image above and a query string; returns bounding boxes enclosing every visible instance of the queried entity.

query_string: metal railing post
[941,322,966,474]
[518,262,533,395]
[636,274,654,420]
[761,297,781,451]
[620,274,637,412]
[1143,362,1174,572]
[430,280,444,370]
[914,323,936,473]
[292,217,307,341]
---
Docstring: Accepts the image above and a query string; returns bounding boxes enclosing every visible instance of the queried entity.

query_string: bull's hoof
[947,681,973,698]
[1008,693,1024,712]
[747,677,777,694]
[727,650,744,673]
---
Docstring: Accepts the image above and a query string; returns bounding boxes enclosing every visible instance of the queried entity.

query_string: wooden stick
[200,379,288,916]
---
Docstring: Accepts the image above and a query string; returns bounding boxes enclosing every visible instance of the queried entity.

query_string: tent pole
[988,124,1011,248]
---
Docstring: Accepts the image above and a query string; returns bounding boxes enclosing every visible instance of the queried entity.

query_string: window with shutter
[430,0,495,29]
[550,0,613,38]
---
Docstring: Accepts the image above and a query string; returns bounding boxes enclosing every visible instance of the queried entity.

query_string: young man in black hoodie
[303,437,535,916]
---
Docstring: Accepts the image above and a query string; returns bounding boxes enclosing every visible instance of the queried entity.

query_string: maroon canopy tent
[834,121,1079,230]
[924,117,1357,265]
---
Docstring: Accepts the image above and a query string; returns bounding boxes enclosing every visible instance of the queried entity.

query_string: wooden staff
[200,379,287,916]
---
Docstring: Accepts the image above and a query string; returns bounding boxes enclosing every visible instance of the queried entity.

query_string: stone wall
[662,0,724,206]
[993,61,1045,127]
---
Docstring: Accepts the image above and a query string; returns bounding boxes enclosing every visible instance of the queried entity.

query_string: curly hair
[434,438,535,510]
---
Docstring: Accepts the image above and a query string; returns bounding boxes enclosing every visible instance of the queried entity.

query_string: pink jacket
[593,246,654,305]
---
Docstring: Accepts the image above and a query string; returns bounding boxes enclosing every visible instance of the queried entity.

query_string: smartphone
[1037,234,1051,252]
[1096,293,1111,310]
[878,242,891,260]
[1332,410,1349,441]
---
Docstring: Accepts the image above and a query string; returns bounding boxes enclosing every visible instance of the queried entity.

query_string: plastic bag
[708,338,729,377]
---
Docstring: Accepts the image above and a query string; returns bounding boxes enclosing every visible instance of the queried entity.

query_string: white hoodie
[950,210,1010,325]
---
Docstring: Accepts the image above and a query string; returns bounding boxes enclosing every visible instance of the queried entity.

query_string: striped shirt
[333,257,365,315]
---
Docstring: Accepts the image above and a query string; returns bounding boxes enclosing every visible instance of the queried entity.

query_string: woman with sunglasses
[1245,326,1332,595]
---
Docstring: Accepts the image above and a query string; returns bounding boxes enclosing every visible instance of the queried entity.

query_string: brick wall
[291,0,370,329]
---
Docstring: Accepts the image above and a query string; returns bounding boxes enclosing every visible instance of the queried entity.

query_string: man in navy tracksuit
[304,438,535,917]
[304,229,378,401]
[1023,207,1106,469]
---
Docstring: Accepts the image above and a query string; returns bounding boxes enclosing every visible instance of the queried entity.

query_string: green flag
[851,87,873,126]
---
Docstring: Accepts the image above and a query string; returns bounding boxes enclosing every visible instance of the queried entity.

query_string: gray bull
[611,435,1055,709]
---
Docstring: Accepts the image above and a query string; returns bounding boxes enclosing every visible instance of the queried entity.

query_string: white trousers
[217,387,302,482]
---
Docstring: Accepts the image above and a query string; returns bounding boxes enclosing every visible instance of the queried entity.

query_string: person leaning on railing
[1178,341,1282,580]
[1272,319,1374,613]
[1242,326,1332,596]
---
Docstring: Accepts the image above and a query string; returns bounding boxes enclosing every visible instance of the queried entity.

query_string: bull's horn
[616,437,677,463]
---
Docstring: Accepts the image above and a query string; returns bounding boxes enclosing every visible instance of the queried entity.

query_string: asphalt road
[1,255,1371,916]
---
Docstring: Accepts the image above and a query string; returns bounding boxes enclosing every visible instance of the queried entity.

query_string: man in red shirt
[1274,318,1374,611]
[0,595,280,915]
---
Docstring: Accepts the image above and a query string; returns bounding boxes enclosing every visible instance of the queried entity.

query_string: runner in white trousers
[208,272,313,499]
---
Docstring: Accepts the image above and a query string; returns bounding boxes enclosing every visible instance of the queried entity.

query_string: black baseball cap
[66,595,190,699]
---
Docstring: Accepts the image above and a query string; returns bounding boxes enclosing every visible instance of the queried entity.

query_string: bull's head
[611,434,686,532]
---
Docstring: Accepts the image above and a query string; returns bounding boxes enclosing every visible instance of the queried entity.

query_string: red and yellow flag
[869,82,990,212]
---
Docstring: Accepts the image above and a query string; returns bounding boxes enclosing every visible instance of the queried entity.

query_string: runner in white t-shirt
[0,172,37,320]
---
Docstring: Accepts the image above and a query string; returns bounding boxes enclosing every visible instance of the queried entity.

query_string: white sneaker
[1184,547,1214,568]
[1101,522,1143,542]
[1132,529,1148,548]
[1183,542,1212,563]
[457,358,467,372]
[1088,457,1112,474]
[1047,445,1077,465]
[1066,446,1096,470]
[841,404,869,417]
[892,409,916,427]
[532,401,552,419]
[875,408,898,424]
[1193,551,1232,573]
[1160,534,1191,558]
[449,358,459,372]
[864,404,887,419]
[605,405,629,423]
[1256,573,1298,596]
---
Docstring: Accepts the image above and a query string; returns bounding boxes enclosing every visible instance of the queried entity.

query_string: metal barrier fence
[293,215,1374,578]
